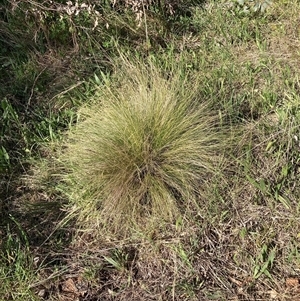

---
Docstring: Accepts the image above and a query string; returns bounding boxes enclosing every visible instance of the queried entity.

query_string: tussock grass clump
[62,60,228,234]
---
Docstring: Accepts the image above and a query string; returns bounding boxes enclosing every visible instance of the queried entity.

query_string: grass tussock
[61,59,229,234]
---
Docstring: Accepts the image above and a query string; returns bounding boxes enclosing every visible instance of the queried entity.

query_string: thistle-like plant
[61,59,228,234]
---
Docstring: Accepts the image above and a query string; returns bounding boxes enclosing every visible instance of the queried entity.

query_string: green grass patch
[0,219,38,301]
[1,0,300,300]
